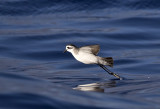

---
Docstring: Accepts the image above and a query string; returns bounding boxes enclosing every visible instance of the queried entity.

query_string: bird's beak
[63,49,67,53]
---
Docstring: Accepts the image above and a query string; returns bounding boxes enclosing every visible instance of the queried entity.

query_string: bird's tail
[100,57,113,67]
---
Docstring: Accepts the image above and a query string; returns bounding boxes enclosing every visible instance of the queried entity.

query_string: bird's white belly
[72,52,98,64]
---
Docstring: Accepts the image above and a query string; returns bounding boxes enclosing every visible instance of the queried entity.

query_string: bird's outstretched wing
[80,45,100,55]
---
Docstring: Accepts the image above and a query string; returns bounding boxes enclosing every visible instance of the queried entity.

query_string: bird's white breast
[72,51,98,64]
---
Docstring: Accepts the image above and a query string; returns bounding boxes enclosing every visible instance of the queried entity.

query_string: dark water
[0,0,160,109]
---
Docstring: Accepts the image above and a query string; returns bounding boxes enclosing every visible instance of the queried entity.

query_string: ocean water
[0,0,160,109]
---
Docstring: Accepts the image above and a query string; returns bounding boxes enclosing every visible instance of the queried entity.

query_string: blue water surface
[0,0,160,109]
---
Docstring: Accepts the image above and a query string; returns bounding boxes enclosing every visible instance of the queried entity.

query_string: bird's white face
[64,45,76,53]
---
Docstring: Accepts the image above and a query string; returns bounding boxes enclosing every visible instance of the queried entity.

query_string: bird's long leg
[98,64,122,80]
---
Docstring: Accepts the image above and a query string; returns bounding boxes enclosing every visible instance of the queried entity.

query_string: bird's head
[64,44,77,53]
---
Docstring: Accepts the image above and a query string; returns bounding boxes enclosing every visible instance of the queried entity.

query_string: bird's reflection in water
[73,80,117,93]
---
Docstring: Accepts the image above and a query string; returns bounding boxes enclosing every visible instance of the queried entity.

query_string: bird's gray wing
[80,45,100,55]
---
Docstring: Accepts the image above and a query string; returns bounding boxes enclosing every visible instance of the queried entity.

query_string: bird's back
[79,45,100,55]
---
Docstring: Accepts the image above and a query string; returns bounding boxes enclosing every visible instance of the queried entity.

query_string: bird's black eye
[67,47,71,49]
